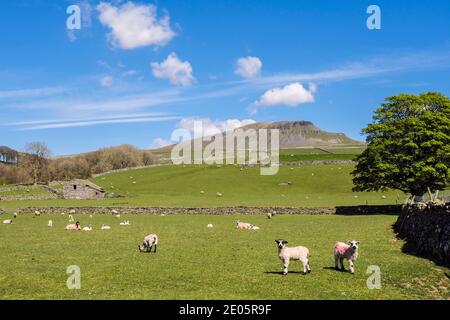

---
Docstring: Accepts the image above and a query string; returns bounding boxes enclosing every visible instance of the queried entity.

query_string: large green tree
[352,92,450,197]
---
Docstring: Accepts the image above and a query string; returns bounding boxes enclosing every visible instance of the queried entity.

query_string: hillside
[151,121,365,163]
[86,164,401,207]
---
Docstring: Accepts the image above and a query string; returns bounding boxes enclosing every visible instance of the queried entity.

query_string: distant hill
[153,120,364,153]
[238,121,363,148]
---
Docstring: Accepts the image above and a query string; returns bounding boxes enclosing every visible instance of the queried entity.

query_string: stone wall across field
[14,204,402,216]
[394,202,450,267]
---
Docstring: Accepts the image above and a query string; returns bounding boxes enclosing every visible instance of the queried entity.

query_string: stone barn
[62,179,105,200]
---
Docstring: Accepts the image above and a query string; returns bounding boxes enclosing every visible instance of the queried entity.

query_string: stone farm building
[62,179,105,199]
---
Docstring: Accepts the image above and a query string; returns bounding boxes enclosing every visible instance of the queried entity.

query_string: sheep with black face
[138,234,158,253]
[275,239,311,275]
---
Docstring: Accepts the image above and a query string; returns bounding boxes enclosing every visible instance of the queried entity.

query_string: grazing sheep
[119,220,130,226]
[13,213,17,218]
[34,210,41,217]
[275,239,311,275]
[101,224,111,230]
[48,220,53,227]
[333,240,359,274]
[3,219,13,224]
[200,190,205,194]
[68,214,74,222]
[82,225,93,232]
[138,234,158,253]
[207,224,213,228]
[65,221,81,231]
[89,215,93,219]
[69,209,76,214]
[61,212,66,216]
[216,192,223,197]
[266,212,272,219]
[112,209,118,214]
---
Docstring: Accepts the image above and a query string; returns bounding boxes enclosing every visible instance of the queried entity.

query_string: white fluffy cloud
[177,118,256,137]
[235,56,262,79]
[97,2,175,49]
[252,82,316,113]
[151,53,195,87]
[100,76,113,87]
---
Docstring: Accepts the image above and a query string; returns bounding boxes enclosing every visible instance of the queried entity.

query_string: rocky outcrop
[15,205,401,216]
[394,202,450,267]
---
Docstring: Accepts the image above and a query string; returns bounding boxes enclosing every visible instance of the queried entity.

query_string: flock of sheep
[3,209,360,275]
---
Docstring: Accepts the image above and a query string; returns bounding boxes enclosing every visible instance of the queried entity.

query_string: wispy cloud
[7,113,179,131]
[0,87,68,99]
[3,49,450,128]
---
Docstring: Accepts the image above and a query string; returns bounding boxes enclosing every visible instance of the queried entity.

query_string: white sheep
[207,223,213,228]
[138,234,158,253]
[68,214,74,222]
[235,220,253,230]
[82,225,93,232]
[48,220,53,227]
[13,212,17,218]
[275,239,311,275]
[3,219,13,224]
[34,210,41,216]
[119,220,130,226]
[65,221,81,231]
[101,224,111,230]
[69,209,76,214]
[333,240,359,274]
[266,212,272,219]
[216,192,223,197]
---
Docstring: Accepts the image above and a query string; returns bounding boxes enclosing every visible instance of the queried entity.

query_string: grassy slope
[0,213,448,299]
[0,164,404,210]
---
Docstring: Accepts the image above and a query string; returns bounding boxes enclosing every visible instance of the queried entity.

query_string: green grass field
[0,164,405,210]
[279,147,364,162]
[0,213,448,299]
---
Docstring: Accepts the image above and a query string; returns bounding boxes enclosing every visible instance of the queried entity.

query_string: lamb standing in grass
[275,239,311,275]
[266,212,272,219]
[68,214,74,222]
[138,234,158,253]
[333,240,359,274]
[82,225,93,232]
[101,224,111,230]
[48,220,53,227]
[3,219,13,224]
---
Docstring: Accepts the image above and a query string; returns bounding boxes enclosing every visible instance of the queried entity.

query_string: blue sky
[1,0,449,155]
